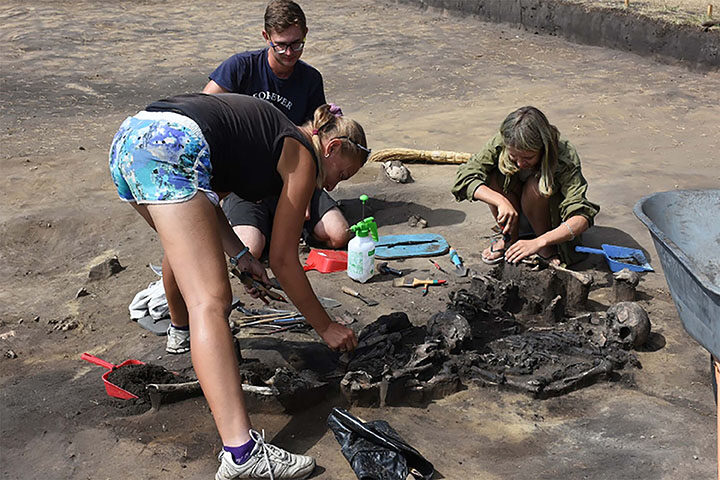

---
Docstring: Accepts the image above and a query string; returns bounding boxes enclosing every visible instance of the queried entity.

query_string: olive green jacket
[451,133,600,265]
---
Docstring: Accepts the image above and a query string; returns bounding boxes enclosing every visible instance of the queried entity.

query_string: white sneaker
[215,430,315,480]
[166,325,190,354]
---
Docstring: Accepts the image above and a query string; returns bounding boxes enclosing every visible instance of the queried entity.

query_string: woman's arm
[451,133,503,202]
[271,137,357,352]
[473,184,519,235]
[214,203,270,284]
[504,215,589,264]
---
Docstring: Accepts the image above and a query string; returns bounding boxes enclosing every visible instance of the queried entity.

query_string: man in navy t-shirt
[202,0,351,261]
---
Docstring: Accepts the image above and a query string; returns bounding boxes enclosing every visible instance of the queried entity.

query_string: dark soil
[106,363,187,402]
[2,0,718,478]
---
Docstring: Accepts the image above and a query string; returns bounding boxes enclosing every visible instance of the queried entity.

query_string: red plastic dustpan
[303,249,347,273]
[81,352,144,400]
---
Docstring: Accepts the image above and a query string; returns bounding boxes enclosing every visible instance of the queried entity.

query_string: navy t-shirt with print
[209,48,325,125]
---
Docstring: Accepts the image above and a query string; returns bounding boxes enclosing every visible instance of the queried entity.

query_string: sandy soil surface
[2,0,719,479]
[577,0,715,24]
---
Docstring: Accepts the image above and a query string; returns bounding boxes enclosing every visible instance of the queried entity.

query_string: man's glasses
[335,136,372,160]
[268,38,305,54]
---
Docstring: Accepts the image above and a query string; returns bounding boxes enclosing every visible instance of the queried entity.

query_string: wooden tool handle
[342,286,359,297]
[411,278,448,287]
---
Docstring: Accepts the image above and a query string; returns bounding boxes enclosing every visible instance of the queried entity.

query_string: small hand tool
[231,267,288,304]
[250,324,310,336]
[341,286,379,306]
[377,262,403,276]
[428,259,448,274]
[448,247,468,277]
[392,278,448,288]
[318,296,342,309]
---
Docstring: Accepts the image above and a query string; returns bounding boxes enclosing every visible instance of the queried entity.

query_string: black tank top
[145,93,317,201]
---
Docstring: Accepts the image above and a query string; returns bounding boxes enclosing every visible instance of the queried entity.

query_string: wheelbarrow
[635,188,720,478]
[634,189,720,357]
[81,352,144,400]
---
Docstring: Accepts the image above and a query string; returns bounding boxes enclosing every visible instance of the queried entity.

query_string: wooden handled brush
[392,278,448,288]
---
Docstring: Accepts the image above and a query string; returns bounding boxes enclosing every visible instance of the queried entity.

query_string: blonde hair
[498,106,559,197]
[304,104,368,188]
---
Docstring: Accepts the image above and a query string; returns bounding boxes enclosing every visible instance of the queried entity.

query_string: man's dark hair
[264,0,307,34]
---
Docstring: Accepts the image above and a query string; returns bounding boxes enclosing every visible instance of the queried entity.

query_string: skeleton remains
[340,261,650,405]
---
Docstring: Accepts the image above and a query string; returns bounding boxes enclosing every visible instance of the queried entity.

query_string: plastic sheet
[327,407,434,480]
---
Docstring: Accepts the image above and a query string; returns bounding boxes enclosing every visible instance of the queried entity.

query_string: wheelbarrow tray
[634,189,720,357]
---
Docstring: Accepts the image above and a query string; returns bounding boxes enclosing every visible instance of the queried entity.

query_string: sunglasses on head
[334,136,371,160]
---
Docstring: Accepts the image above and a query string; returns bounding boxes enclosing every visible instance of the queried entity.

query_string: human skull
[383,160,412,183]
[605,302,651,349]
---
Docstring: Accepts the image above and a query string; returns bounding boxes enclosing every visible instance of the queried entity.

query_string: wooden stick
[709,4,714,17]
[625,0,630,7]
[235,312,298,321]
[367,148,472,165]
[237,315,299,327]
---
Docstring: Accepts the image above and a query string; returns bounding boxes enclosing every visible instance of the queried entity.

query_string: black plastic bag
[327,407,434,480]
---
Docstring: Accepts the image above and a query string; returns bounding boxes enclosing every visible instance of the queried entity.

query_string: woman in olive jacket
[452,106,599,266]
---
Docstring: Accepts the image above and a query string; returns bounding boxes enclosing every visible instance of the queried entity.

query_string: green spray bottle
[347,196,378,283]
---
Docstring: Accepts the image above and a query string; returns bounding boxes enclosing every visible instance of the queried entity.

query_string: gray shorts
[222,189,338,244]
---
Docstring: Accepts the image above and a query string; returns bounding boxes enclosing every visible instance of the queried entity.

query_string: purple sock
[170,324,189,331]
[224,438,256,465]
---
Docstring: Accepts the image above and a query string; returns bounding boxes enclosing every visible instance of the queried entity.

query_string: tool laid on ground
[146,381,277,411]
[375,233,449,259]
[81,353,144,400]
[392,277,448,295]
[341,286,379,306]
[318,296,342,309]
[575,244,653,272]
[393,278,448,288]
[448,246,468,277]
[250,324,310,336]
[377,262,403,276]
[235,313,302,325]
[427,259,448,274]
[231,267,288,304]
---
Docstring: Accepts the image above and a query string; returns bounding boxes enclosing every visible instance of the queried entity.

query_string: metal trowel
[449,247,468,277]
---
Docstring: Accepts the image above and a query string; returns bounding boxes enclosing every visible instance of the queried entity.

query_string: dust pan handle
[575,246,604,255]
[81,352,115,370]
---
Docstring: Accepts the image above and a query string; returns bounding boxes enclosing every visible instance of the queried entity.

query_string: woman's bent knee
[187,297,232,324]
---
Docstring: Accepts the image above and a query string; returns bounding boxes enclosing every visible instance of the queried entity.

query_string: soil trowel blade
[454,264,469,277]
[318,296,342,309]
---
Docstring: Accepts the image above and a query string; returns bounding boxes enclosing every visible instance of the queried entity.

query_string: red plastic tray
[303,249,348,273]
[81,352,144,400]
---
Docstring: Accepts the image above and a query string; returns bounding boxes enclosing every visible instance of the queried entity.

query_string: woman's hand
[317,321,358,352]
[495,200,519,235]
[235,252,271,292]
[504,238,544,264]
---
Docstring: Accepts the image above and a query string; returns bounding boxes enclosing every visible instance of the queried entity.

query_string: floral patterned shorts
[108,111,216,205]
